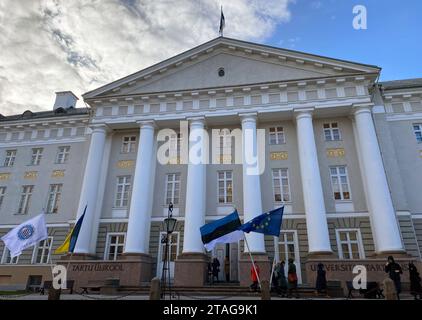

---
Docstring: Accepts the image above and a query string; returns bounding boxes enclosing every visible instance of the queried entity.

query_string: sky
[0,0,421,115]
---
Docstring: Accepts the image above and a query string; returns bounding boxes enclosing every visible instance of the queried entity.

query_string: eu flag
[240,206,284,237]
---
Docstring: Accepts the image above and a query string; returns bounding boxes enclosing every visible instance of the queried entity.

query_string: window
[165,173,181,205]
[30,148,43,165]
[218,171,233,204]
[32,237,53,264]
[115,176,131,207]
[56,146,70,164]
[1,248,19,264]
[269,127,285,145]
[323,123,341,141]
[272,168,291,202]
[4,150,16,167]
[0,186,5,210]
[413,124,422,143]
[159,232,179,262]
[278,231,297,263]
[330,166,351,200]
[169,133,182,164]
[121,136,137,153]
[46,184,62,214]
[336,229,365,259]
[17,185,33,215]
[105,233,125,261]
[218,129,232,164]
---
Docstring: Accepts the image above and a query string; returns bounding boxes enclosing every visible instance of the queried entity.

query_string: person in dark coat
[315,263,327,296]
[212,257,220,283]
[409,262,422,300]
[274,261,287,297]
[287,258,300,298]
[385,256,403,299]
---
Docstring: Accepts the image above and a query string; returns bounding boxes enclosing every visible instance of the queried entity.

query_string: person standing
[385,256,403,299]
[274,261,287,297]
[250,263,260,292]
[409,262,422,300]
[212,257,220,283]
[315,263,328,296]
[287,258,300,298]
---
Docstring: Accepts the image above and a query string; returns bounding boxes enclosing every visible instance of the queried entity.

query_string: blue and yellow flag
[54,205,86,254]
[240,206,284,237]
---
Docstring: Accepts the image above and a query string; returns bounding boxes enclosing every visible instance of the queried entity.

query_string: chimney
[53,91,79,110]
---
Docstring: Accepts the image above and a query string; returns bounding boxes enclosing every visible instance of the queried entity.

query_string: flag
[204,230,244,252]
[240,206,284,237]
[1,213,48,258]
[200,210,243,251]
[54,205,86,254]
[219,6,225,36]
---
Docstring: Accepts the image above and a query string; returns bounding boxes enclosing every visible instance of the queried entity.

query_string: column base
[306,251,336,260]
[174,253,208,287]
[370,250,411,259]
[58,253,153,291]
[60,253,98,260]
[238,253,270,287]
[304,257,422,294]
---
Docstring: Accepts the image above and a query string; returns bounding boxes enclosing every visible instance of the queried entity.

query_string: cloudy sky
[0,0,421,115]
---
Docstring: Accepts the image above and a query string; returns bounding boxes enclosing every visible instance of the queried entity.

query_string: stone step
[118,285,319,297]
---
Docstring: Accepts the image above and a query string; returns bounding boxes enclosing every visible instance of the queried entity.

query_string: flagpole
[243,235,262,289]
[269,256,276,291]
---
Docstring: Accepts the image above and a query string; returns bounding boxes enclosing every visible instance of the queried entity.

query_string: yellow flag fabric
[54,227,73,254]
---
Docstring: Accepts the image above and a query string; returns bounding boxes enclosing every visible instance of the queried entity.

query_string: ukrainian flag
[54,205,86,254]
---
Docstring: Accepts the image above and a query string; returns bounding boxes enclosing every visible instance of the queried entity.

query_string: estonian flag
[200,210,244,251]
[219,6,225,36]
[240,206,284,237]
[54,205,86,254]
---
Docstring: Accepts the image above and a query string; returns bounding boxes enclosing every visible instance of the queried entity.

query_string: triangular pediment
[84,37,380,99]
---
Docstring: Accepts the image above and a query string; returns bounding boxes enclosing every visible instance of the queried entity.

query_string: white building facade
[1,38,422,289]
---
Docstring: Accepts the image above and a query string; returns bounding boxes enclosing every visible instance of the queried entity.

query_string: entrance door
[229,242,239,282]
[277,230,302,284]
[212,244,226,282]
[157,232,179,279]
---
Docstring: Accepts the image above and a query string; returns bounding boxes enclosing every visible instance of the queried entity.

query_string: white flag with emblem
[1,213,48,258]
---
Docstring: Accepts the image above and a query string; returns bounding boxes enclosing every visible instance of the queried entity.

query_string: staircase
[118,283,320,298]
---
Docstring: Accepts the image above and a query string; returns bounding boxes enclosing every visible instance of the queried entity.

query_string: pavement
[0,293,419,300]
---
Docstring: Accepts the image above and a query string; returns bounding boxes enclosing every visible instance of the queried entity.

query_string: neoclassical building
[0,37,421,290]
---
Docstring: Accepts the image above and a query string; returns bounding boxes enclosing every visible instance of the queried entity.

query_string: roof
[83,36,381,99]
[380,78,422,90]
[0,107,90,123]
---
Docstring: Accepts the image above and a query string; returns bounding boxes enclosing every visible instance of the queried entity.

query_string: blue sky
[265,0,422,81]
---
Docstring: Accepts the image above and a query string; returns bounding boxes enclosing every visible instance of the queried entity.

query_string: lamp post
[161,202,177,300]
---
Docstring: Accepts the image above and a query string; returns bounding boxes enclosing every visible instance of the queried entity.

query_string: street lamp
[161,202,177,299]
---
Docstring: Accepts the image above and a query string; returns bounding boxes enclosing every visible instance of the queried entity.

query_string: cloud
[0,0,292,115]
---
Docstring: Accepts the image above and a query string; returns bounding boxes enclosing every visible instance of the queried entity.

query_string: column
[74,125,108,254]
[353,104,404,253]
[240,113,265,253]
[124,121,156,254]
[295,109,332,254]
[182,117,207,253]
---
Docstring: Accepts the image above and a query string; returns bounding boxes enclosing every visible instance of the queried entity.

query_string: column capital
[136,120,156,130]
[293,107,314,120]
[187,116,206,128]
[352,103,375,115]
[239,112,257,124]
[89,124,110,134]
